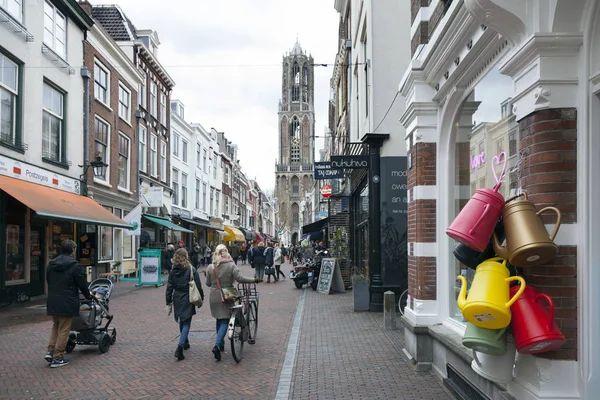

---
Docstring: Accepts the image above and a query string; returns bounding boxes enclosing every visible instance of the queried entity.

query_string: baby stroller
[66,278,116,354]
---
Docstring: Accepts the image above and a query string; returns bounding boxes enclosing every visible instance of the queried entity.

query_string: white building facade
[400,1,600,399]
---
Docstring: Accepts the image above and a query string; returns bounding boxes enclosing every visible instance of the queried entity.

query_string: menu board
[136,248,163,287]
[317,258,345,294]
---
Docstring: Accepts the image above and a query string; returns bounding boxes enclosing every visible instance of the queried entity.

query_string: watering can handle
[536,207,562,241]
[469,204,491,236]
[505,191,527,204]
[505,277,526,308]
[494,326,508,341]
[535,293,555,330]
[472,349,482,367]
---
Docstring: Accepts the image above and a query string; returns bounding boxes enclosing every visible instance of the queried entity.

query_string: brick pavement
[0,261,454,400]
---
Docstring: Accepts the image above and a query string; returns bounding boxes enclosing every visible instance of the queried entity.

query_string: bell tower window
[290,117,300,163]
[302,65,309,103]
[292,62,300,102]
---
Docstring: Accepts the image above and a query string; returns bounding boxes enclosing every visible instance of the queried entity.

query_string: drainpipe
[81,67,91,196]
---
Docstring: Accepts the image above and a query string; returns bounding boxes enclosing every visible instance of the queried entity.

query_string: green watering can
[462,322,507,355]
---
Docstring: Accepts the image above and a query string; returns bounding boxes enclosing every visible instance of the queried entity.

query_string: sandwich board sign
[317,258,346,294]
[136,248,164,287]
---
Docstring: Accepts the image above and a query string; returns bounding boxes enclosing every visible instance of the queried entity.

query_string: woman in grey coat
[205,244,258,361]
[166,248,204,361]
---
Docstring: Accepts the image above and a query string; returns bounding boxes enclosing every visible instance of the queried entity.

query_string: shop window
[49,220,74,260]
[450,65,515,323]
[123,210,133,259]
[99,206,113,261]
[4,195,25,282]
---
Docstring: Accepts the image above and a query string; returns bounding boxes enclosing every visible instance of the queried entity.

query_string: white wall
[170,109,194,214]
[1,0,86,180]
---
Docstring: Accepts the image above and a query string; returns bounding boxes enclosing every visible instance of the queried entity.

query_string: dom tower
[275,41,315,245]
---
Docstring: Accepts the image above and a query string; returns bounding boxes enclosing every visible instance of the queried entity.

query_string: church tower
[275,41,315,245]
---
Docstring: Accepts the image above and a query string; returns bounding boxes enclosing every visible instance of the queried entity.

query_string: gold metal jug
[492,192,561,267]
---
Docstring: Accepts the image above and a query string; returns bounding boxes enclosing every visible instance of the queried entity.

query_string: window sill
[93,178,112,188]
[95,100,113,112]
[0,7,33,42]
[118,187,133,195]
[42,157,70,170]
[0,139,26,154]
[41,44,74,75]
[119,116,132,127]
[5,279,27,286]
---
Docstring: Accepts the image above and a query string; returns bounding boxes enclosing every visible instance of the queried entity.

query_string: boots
[175,345,184,360]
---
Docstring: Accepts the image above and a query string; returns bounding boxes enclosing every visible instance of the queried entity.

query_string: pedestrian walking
[274,243,286,281]
[190,243,202,269]
[162,243,175,274]
[229,242,240,265]
[45,240,92,368]
[240,242,248,264]
[204,244,258,361]
[165,248,204,361]
[264,242,275,283]
[203,243,212,266]
[249,241,267,281]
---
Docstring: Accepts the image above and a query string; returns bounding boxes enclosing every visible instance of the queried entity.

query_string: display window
[5,195,26,283]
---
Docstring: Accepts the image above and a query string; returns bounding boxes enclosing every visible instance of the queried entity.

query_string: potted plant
[111,261,121,272]
[351,265,370,311]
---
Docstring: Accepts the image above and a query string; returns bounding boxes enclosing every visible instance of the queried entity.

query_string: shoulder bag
[212,265,238,303]
[189,267,203,307]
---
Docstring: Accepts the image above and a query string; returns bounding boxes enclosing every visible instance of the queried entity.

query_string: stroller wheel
[111,328,117,344]
[99,332,112,353]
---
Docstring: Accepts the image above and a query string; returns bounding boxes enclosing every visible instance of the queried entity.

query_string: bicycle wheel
[247,301,258,344]
[230,312,245,363]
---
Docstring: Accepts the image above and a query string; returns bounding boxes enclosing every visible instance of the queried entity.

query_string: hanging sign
[314,162,343,180]
[321,185,332,198]
[330,155,369,169]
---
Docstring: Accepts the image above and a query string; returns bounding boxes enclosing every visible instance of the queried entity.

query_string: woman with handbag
[205,244,259,361]
[165,248,204,361]
[249,241,267,282]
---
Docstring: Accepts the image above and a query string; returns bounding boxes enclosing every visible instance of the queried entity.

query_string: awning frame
[143,214,193,233]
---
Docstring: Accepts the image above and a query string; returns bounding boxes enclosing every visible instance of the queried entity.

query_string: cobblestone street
[0,262,453,399]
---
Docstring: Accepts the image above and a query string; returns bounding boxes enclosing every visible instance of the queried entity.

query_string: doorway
[29,226,45,296]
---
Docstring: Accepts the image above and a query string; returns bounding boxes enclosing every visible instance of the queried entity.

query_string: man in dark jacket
[229,242,240,265]
[162,243,175,274]
[45,239,91,368]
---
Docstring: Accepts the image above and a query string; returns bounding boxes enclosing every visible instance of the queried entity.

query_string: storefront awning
[223,225,245,242]
[302,217,329,235]
[179,216,213,230]
[255,232,265,243]
[143,214,193,233]
[239,227,256,241]
[0,175,131,228]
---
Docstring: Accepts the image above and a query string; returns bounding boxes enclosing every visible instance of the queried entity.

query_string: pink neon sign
[470,152,485,169]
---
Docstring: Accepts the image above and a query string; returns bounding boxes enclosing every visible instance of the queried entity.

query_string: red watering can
[509,284,565,354]
[447,152,507,252]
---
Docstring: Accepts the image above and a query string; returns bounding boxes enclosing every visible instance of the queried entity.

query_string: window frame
[196,143,201,169]
[195,178,200,210]
[150,133,158,177]
[181,172,188,208]
[117,133,130,191]
[182,139,188,164]
[42,80,66,165]
[138,70,146,108]
[118,83,131,123]
[94,59,109,105]
[160,92,167,125]
[202,182,207,212]
[93,116,110,183]
[172,132,180,158]
[160,141,167,182]
[138,125,147,173]
[172,168,179,206]
[0,51,21,150]
[1,0,23,22]
[149,81,157,116]
[43,0,67,59]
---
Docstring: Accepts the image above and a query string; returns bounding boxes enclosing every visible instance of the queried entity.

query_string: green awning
[142,214,193,233]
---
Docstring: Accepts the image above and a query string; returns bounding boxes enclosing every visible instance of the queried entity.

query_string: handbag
[265,266,274,276]
[189,267,203,307]
[212,265,238,303]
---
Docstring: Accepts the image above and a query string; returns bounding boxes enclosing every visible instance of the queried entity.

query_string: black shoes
[212,345,221,361]
[183,341,190,350]
[175,345,185,360]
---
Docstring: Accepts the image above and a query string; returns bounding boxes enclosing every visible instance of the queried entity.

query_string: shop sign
[330,155,369,169]
[314,162,343,180]
[140,187,164,207]
[321,185,332,198]
[0,154,81,194]
[171,206,192,219]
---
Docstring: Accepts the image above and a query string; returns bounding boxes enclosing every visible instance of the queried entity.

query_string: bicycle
[227,282,259,363]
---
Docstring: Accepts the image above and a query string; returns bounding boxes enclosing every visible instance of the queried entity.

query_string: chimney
[77,0,92,16]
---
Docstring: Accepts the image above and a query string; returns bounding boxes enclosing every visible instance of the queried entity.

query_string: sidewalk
[0,262,454,399]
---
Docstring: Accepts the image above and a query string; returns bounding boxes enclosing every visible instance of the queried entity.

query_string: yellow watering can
[457,257,526,329]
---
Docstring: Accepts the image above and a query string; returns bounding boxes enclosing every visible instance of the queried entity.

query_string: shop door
[30,226,45,296]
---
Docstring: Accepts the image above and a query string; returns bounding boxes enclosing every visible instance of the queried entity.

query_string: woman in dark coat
[249,241,267,282]
[166,248,204,360]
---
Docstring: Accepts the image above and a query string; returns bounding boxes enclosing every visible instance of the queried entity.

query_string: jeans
[233,257,239,265]
[275,265,285,279]
[255,265,265,280]
[215,318,228,349]
[179,317,192,347]
[48,316,72,359]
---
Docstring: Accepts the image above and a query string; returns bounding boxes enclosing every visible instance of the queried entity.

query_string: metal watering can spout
[457,275,467,310]
[492,232,509,259]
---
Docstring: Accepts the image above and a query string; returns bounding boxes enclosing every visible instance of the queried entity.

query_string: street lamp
[80,155,108,196]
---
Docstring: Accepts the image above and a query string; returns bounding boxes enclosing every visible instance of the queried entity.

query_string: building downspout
[81,66,91,196]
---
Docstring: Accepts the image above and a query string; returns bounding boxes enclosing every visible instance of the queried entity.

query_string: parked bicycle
[227,282,259,363]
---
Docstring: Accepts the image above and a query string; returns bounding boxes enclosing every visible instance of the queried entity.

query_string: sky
[98,0,340,192]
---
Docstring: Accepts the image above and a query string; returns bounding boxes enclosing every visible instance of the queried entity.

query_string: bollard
[384,291,397,330]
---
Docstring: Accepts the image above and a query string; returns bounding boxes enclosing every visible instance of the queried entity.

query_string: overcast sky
[98,0,340,191]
